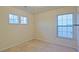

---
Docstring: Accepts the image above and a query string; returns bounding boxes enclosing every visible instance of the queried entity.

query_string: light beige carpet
[4,39,77,52]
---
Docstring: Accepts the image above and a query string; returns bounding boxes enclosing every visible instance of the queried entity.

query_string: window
[9,14,19,24]
[57,14,73,39]
[20,16,28,24]
[9,14,28,25]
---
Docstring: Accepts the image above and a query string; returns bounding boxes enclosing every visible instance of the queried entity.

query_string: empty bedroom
[0,6,79,52]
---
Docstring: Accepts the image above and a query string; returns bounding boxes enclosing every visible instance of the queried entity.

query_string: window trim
[8,14,20,25]
[56,13,74,40]
[20,16,29,25]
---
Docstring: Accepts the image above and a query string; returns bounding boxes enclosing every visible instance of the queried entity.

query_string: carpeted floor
[4,39,77,52]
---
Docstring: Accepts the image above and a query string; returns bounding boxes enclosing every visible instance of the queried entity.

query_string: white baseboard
[0,39,33,52]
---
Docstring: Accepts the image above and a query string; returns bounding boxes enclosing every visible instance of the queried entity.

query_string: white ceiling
[14,6,63,14]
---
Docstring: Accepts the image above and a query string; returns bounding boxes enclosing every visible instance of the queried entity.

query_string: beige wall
[77,7,79,51]
[34,7,77,49]
[0,7,35,51]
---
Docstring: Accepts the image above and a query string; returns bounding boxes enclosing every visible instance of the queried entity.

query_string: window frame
[20,16,29,25]
[8,14,20,25]
[56,13,74,40]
